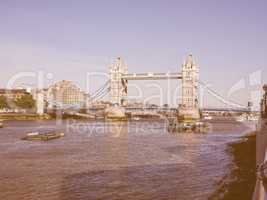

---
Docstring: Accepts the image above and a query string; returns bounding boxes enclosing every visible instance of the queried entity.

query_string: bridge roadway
[121,72,182,80]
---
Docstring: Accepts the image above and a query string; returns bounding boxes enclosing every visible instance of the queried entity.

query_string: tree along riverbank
[0,113,50,120]
[0,113,91,121]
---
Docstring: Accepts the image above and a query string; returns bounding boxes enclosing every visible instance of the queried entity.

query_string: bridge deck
[122,72,182,80]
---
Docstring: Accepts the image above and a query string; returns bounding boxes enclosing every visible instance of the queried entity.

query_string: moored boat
[22,129,64,141]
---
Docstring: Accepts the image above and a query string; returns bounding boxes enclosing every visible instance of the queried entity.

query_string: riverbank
[0,113,51,120]
[209,133,256,200]
[0,113,92,121]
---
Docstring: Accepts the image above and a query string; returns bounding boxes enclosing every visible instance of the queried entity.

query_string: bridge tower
[109,57,128,106]
[179,54,200,120]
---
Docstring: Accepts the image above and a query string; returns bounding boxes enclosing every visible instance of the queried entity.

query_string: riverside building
[46,80,87,109]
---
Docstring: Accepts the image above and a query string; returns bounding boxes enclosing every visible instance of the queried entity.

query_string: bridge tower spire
[180,54,200,119]
[109,57,128,106]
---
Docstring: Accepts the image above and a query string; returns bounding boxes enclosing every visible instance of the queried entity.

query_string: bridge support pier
[110,57,128,106]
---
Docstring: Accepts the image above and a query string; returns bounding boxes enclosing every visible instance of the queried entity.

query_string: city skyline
[0,2,265,199]
[0,0,266,108]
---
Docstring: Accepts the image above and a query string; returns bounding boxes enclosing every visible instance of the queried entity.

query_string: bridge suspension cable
[198,80,247,109]
[88,80,111,103]
[89,87,110,102]
[89,81,109,99]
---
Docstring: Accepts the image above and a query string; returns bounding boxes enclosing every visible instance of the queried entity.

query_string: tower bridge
[36,54,200,119]
[36,54,248,119]
[109,54,200,119]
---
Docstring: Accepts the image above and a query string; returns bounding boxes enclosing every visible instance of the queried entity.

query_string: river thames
[0,119,256,200]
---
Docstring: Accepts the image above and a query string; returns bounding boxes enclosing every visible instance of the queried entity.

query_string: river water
[0,119,255,200]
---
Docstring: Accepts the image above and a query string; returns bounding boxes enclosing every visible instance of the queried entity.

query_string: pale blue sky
[0,0,266,108]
